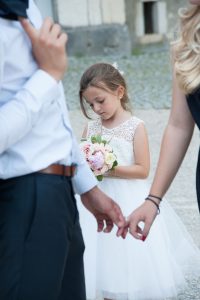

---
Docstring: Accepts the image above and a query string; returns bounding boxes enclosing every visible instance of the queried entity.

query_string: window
[143,1,156,34]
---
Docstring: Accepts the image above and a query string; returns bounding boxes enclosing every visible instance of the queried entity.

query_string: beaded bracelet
[148,194,162,202]
[145,197,160,214]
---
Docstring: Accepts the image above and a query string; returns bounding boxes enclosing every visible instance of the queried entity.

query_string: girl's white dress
[77,116,200,300]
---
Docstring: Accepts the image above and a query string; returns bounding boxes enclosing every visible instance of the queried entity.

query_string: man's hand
[127,201,158,241]
[81,186,127,237]
[20,17,68,81]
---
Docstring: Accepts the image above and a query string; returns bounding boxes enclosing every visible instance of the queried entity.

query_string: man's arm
[0,18,67,154]
[0,70,60,154]
[81,186,127,236]
[20,19,127,236]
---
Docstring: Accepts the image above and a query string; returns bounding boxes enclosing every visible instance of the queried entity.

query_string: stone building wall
[55,0,131,56]
[166,0,188,39]
[35,0,190,56]
[125,0,188,46]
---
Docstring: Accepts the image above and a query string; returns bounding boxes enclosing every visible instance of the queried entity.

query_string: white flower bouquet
[80,135,118,181]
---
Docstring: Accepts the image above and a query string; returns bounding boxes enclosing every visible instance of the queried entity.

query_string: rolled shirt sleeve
[72,160,97,195]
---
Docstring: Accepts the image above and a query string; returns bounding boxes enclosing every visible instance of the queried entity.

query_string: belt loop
[72,163,77,177]
[70,165,73,177]
[63,165,66,177]
[64,165,73,177]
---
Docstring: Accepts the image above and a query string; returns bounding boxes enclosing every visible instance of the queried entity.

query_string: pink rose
[82,143,92,159]
[90,151,105,170]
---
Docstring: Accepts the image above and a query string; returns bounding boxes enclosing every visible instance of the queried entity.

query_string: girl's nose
[93,103,101,113]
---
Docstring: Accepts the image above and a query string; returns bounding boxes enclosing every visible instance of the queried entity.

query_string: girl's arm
[128,71,195,240]
[107,122,150,179]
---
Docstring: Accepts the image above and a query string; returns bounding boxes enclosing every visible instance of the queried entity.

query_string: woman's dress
[187,89,200,212]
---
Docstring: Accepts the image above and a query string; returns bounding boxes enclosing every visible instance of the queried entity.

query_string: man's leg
[0,173,85,300]
[58,218,86,300]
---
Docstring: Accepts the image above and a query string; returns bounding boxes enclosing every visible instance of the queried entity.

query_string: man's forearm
[0,70,59,154]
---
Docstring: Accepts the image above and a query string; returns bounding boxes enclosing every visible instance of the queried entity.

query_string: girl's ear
[117,85,125,99]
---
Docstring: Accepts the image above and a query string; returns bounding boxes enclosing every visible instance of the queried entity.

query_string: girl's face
[83,85,124,120]
[189,0,200,5]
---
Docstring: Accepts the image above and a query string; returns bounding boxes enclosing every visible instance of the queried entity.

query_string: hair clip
[112,62,124,75]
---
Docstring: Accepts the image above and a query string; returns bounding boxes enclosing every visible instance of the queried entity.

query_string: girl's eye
[98,99,104,104]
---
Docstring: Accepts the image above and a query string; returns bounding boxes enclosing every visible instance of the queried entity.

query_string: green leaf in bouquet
[102,139,107,145]
[91,134,102,144]
[111,160,118,169]
[96,175,103,181]
[91,135,97,143]
[96,135,102,144]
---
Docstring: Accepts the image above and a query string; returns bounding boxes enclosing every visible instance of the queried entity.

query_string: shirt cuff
[23,69,60,105]
[72,163,97,195]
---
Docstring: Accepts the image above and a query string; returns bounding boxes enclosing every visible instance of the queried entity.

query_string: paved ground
[65,43,200,299]
[63,43,172,110]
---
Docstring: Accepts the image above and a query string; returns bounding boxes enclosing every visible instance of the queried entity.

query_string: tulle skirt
[77,177,200,300]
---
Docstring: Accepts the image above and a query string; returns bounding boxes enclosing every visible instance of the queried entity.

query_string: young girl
[77,63,200,300]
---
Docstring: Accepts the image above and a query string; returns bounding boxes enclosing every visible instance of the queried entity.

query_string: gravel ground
[64,43,172,111]
[65,43,200,299]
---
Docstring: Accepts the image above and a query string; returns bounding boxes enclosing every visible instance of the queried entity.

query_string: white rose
[105,153,116,165]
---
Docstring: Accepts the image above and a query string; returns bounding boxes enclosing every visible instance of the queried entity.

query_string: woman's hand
[127,201,158,240]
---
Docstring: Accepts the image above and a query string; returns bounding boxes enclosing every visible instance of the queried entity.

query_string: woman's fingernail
[142,235,146,242]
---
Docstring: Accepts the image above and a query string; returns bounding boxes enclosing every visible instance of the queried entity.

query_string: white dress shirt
[0,0,97,194]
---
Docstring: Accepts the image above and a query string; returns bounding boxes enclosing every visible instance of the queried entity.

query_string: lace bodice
[87,116,144,165]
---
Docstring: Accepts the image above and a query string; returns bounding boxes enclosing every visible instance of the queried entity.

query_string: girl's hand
[104,169,115,177]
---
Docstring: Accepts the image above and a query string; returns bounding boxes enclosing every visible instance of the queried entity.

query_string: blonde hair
[172,6,200,94]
